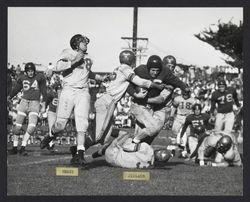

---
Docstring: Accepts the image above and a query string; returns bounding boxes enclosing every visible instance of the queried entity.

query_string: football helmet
[192,103,202,112]
[162,55,176,71]
[216,135,233,154]
[192,103,202,115]
[70,34,90,50]
[147,55,162,71]
[24,62,36,77]
[217,79,226,87]
[154,149,171,162]
[217,79,227,92]
[182,89,191,99]
[119,50,136,66]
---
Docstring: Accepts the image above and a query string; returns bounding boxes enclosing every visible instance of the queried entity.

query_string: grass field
[7,129,243,196]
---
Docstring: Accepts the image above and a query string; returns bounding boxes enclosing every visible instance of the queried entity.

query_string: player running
[40,34,106,164]
[179,103,211,159]
[209,79,241,142]
[168,90,198,157]
[124,55,189,151]
[44,82,62,151]
[8,62,47,155]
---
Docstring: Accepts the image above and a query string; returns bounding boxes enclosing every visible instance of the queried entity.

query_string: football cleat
[40,135,54,149]
[19,146,28,156]
[70,150,86,166]
[8,147,18,155]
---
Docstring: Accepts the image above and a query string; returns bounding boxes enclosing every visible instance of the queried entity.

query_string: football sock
[21,132,30,147]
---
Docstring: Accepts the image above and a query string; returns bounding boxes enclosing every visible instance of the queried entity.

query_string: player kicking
[8,62,47,155]
[40,34,106,164]
[197,133,242,167]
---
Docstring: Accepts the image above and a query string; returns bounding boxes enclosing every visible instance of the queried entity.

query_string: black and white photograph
[6,5,244,196]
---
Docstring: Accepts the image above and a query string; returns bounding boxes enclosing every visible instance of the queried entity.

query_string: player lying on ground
[197,132,242,167]
[70,131,172,169]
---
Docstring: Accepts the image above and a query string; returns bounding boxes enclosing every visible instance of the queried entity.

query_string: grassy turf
[7,129,243,196]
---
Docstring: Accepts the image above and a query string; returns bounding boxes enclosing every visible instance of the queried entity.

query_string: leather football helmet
[119,50,136,66]
[216,135,233,154]
[154,149,171,162]
[70,34,90,50]
[162,55,176,71]
[25,62,36,73]
[146,55,162,71]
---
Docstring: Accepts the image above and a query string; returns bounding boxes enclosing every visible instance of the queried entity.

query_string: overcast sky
[8,7,243,72]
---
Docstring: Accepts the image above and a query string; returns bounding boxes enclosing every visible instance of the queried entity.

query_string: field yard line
[8,155,91,167]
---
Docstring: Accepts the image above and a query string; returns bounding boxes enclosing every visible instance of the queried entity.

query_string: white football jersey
[173,96,197,116]
[105,140,154,169]
[55,49,92,89]
[106,64,135,103]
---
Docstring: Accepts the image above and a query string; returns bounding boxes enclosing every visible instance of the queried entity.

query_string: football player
[125,55,189,150]
[76,131,172,169]
[8,62,47,155]
[69,50,166,166]
[168,89,198,156]
[44,82,62,151]
[198,133,242,167]
[209,79,241,142]
[40,34,107,164]
[162,55,176,72]
[179,103,210,158]
[91,51,166,150]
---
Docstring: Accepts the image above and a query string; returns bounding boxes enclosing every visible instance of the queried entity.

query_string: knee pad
[26,123,36,135]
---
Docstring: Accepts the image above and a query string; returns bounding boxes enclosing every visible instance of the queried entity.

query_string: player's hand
[134,90,148,99]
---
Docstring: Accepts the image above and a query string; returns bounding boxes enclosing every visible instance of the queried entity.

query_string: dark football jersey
[180,113,210,138]
[210,87,241,114]
[10,73,47,102]
[127,65,187,110]
[46,90,59,113]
